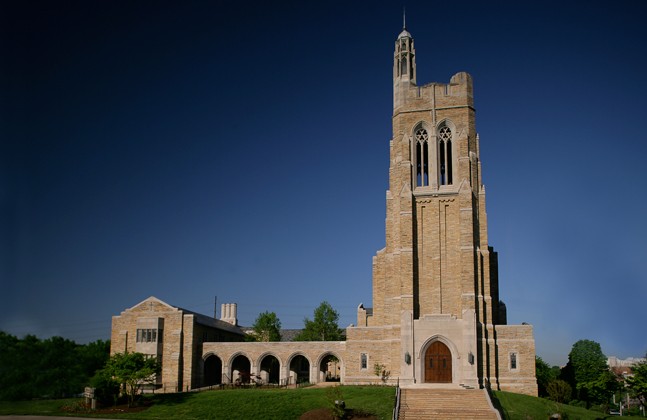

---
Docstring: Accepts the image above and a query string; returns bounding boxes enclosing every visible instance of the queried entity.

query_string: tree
[38,336,85,398]
[627,357,647,408]
[99,352,160,407]
[561,339,611,405]
[579,369,621,406]
[373,363,390,384]
[248,311,282,342]
[77,339,111,378]
[0,332,110,401]
[294,301,343,341]
[536,356,559,397]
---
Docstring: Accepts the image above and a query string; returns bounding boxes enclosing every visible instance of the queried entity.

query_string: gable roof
[125,296,244,336]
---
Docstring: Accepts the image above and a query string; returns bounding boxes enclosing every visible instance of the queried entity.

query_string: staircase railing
[392,377,401,420]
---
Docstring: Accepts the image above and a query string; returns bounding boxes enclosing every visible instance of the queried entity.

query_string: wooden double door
[424,341,452,383]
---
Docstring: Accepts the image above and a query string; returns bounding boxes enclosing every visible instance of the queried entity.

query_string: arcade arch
[258,353,281,385]
[230,353,252,384]
[203,353,222,386]
[317,352,342,382]
[288,354,311,385]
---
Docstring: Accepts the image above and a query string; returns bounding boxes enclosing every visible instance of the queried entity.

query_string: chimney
[220,303,238,326]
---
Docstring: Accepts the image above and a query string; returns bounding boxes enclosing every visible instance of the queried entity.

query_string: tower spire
[403,7,406,30]
[394,15,416,109]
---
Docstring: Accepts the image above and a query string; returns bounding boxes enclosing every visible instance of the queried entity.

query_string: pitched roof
[127,296,244,336]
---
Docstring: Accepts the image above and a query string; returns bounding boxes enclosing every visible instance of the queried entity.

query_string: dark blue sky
[2,0,646,366]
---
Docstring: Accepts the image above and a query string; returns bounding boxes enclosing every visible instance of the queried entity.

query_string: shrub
[547,379,572,404]
[89,371,120,407]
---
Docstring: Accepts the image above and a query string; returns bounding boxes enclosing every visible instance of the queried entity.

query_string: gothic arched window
[415,127,429,187]
[438,125,453,186]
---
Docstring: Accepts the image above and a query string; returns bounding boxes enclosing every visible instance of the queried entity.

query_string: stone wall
[491,324,538,396]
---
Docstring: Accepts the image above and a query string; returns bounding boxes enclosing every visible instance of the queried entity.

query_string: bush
[89,371,120,407]
[547,379,572,404]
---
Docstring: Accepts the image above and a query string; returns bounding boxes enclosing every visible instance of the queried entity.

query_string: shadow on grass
[487,390,507,419]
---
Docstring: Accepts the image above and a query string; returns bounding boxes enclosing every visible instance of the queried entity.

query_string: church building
[111,23,538,396]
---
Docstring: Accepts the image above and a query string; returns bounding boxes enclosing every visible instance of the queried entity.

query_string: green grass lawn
[492,390,640,420]
[3,388,641,420]
[0,398,80,416]
[0,386,396,419]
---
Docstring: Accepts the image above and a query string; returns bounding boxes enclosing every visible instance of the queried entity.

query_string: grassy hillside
[492,390,635,420]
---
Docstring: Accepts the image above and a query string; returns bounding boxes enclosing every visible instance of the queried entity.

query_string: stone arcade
[111,24,538,396]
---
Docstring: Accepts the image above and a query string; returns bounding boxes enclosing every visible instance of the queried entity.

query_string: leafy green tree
[536,356,559,397]
[247,311,282,342]
[626,357,647,408]
[579,369,621,406]
[100,352,160,407]
[561,339,611,405]
[0,331,23,400]
[39,336,84,398]
[78,339,111,377]
[294,301,343,341]
[0,332,110,401]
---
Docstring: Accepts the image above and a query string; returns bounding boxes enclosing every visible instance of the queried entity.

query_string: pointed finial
[403,6,406,30]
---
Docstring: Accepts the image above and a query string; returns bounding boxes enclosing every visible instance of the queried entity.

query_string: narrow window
[439,139,446,185]
[415,127,429,187]
[360,353,368,370]
[152,329,157,342]
[423,140,429,185]
[438,126,453,186]
[401,58,407,76]
[446,139,452,184]
[510,353,517,370]
[416,141,422,186]
[158,329,163,343]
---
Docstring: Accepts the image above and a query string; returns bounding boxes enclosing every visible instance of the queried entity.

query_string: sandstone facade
[110,297,245,392]
[110,24,538,396]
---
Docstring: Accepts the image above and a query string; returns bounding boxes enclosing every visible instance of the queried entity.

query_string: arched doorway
[259,354,280,385]
[319,353,341,382]
[289,354,310,385]
[203,354,222,386]
[231,354,252,384]
[424,341,452,383]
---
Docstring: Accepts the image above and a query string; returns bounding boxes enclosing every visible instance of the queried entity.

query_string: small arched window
[438,125,453,185]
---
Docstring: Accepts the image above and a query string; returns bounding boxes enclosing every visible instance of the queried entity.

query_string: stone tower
[347,23,537,395]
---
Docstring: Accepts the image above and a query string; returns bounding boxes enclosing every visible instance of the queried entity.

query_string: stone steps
[399,388,499,420]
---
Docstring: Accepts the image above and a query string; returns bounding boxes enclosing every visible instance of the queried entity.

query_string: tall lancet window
[399,40,408,77]
[438,125,453,185]
[415,127,429,186]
